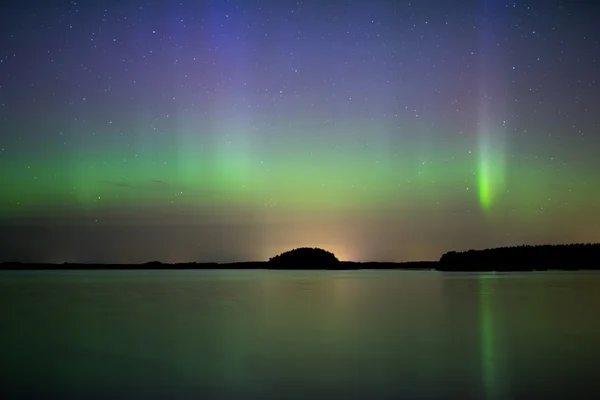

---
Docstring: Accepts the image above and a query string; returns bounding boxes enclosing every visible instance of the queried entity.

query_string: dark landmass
[1,244,599,271]
[438,243,600,271]
[269,247,341,268]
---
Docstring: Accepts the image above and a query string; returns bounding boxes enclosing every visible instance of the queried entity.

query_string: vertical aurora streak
[477,122,506,211]
[476,0,507,212]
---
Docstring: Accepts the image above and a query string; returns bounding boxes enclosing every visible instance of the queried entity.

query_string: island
[269,247,342,268]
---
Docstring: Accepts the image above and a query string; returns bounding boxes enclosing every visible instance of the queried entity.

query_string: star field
[0,0,599,262]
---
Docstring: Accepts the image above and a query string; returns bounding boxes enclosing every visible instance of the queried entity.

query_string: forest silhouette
[438,243,600,271]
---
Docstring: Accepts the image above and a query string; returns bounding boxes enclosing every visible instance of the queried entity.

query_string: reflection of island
[1,243,599,271]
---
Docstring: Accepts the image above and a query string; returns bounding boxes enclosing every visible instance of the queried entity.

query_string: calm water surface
[1,270,600,399]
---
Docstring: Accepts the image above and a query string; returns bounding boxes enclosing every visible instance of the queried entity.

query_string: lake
[1,270,600,399]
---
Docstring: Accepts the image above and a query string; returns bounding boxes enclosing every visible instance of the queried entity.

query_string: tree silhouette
[268,247,341,268]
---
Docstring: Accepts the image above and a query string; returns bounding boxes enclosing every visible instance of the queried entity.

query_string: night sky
[1,0,599,263]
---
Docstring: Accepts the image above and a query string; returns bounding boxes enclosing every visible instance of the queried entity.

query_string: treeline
[438,243,600,271]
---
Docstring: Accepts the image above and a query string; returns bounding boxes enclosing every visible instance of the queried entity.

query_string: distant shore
[2,243,599,271]
[0,261,594,271]
[0,261,437,271]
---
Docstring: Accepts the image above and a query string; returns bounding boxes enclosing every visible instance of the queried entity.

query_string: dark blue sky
[1,0,599,263]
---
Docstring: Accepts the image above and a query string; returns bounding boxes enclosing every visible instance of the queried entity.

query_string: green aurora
[2,135,598,217]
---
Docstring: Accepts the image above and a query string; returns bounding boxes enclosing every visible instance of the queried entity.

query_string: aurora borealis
[1,0,599,263]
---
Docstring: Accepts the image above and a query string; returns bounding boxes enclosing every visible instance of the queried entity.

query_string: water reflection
[478,275,497,399]
[1,270,600,399]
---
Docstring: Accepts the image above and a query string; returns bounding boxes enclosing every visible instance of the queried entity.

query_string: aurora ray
[475,0,508,212]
